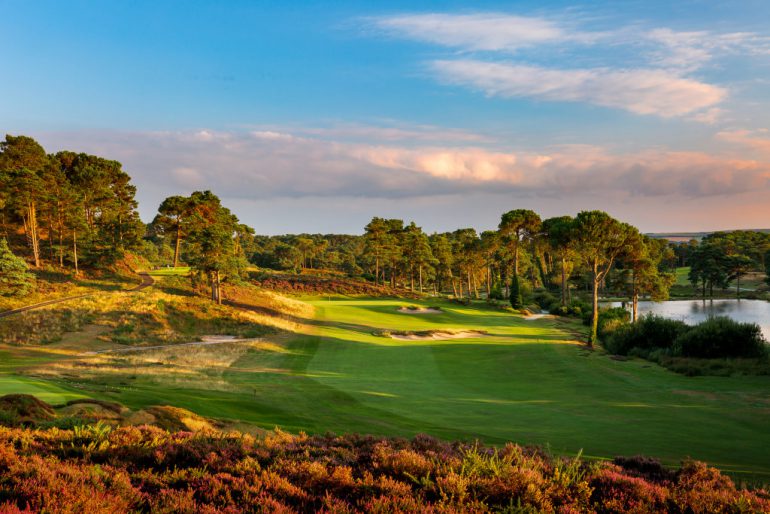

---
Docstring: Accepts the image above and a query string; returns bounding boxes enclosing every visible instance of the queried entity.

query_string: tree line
[4,133,770,344]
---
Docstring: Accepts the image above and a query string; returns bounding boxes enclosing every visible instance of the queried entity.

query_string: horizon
[3,0,770,234]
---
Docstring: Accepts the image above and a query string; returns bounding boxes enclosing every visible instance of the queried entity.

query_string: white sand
[397,307,442,314]
[389,330,486,341]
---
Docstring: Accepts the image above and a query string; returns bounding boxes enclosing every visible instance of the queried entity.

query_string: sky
[2,0,770,235]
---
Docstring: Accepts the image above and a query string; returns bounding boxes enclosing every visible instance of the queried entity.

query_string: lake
[605,299,770,340]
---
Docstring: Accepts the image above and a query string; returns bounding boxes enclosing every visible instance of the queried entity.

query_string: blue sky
[2,1,770,234]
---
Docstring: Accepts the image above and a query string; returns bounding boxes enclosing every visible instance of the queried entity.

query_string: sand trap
[389,330,486,341]
[397,306,442,314]
[523,311,551,321]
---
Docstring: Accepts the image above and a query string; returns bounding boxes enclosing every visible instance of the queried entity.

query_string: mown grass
[1,281,770,481]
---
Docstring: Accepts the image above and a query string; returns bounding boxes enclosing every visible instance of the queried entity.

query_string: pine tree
[0,238,35,297]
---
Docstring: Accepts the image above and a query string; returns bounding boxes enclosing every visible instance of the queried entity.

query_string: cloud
[717,129,770,155]
[646,28,770,71]
[365,12,770,120]
[291,123,491,144]
[369,13,599,52]
[431,60,726,117]
[28,128,770,232]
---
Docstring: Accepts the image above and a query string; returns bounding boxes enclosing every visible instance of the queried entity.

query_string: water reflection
[606,299,770,340]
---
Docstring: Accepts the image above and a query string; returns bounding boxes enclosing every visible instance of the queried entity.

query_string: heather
[0,425,767,513]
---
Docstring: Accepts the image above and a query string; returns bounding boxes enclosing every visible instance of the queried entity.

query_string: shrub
[488,285,504,300]
[532,290,560,312]
[0,426,767,512]
[603,314,689,356]
[673,317,768,359]
[597,307,630,339]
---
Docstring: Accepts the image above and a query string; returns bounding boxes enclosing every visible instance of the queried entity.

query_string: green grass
[2,295,769,480]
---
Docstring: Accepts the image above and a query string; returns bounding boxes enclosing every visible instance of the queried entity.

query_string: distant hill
[647,229,770,242]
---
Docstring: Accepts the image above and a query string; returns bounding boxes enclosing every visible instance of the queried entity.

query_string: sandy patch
[389,330,487,341]
[523,313,551,321]
[397,307,442,314]
[81,335,257,355]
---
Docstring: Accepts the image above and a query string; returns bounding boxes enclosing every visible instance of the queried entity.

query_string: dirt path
[0,272,154,319]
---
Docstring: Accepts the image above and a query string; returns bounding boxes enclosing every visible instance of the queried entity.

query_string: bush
[488,285,504,300]
[603,314,689,356]
[549,299,588,317]
[673,317,768,359]
[532,290,560,312]
[597,307,630,339]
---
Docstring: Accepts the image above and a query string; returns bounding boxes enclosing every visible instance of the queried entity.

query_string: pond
[604,299,770,340]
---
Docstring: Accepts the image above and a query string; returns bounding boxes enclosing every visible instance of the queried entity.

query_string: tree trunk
[560,256,567,306]
[590,261,600,346]
[418,265,423,293]
[25,200,41,268]
[486,265,491,298]
[48,218,55,262]
[467,271,472,299]
[216,270,222,305]
[375,256,379,286]
[173,223,181,267]
[73,229,79,276]
[632,272,638,322]
[410,264,414,291]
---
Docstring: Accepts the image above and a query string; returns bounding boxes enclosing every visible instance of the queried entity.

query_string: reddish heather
[0,426,766,513]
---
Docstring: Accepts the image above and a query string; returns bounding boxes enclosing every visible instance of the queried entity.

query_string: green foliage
[604,314,690,355]
[596,307,630,339]
[605,314,768,367]
[673,317,767,359]
[0,238,35,296]
[532,290,559,311]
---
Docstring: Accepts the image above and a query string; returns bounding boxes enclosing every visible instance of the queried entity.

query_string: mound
[139,406,221,432]
[58,399,127,422]
[0,394,56,425]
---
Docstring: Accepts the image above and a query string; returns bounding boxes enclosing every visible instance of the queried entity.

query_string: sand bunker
[388,330,487,341]
[397,306,442,314]
[523,314,550,321]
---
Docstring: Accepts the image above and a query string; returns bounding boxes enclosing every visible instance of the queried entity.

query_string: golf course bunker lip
[387,330,487,341]
[397,306,442,314]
